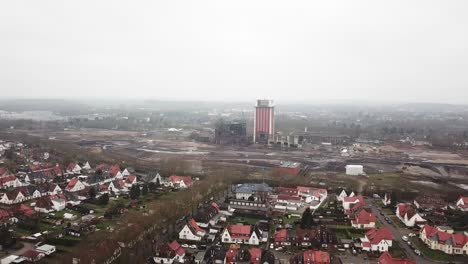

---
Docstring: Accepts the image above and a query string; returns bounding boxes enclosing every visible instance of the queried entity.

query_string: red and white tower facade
[254,99,275,143]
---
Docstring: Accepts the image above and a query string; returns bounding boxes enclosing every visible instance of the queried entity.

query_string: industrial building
[274,162,302,177]
[214,120,248,145]
[254,100,275,144]
[345,165,364,176]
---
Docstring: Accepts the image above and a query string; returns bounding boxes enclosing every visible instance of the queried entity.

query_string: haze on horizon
[1,1,467,104]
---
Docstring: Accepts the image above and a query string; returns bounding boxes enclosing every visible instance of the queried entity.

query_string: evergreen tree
[130,185,140,200]
[98,193,109,205]
[142,184,148,196]
[300,208,313,229]
[88,187,97,199]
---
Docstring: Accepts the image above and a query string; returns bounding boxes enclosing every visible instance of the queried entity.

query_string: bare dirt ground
[20,128,468,195]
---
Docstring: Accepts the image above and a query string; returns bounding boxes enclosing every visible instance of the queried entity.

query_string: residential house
[221,224,263,245]
[109,164,122,179]
[395,203,426,227]
[154,240,186,264]
[13,204,36,217]
[290,250,330,264]
[141,172,162,184]
[0,176,22,189]
[273,228,325,248]
[35,244,56,256]
[179,218,206,241]
[276,194,303,210]
[351,208,376,229]
[233,183,272,201]
[122,167,136,177]
[37,182,62,196]
[124,175,137,188]
[382,193,391,206]
[0,208,11,223]
[297,186,328,209]
[82,161,92,170]
[248,248,262,264]
[337,190,348,202]
[361,228,393,252]
[22,250,45,262]
[34,195,66,213]
[168,175,193,189]
[194,202,220,228]
[456,196,468,212]
[378,252,416,264]
[66,162,82,175]
[413,194,447,211]
[108,180,128,194]
[342,196,364,210]
[0,187,30,204]
[419,224,468,255]
[65,178,86,192]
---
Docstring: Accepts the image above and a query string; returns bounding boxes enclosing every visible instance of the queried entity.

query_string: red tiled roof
[225,247,239,263]
[249,248,262,264]
[95,163,109,171]
[109,164,121,177]
[22,249,42,259]
[365,228,393,245]
[66,178,79,191]
[277,187,298,194]
[274,229,288,242]
[15,204,36,216]
[168,240,185,256]
[169,175,193,186]
[458,196,468,205]
[5,187,27,200]
[278,194,301,201]
[126,175,136,183]
[303,250,330,264]
[378,252,416,264]
[349,201,365,215]
[230,224,251,235]
[67,162,77,171]
[397,203,416,219]
[352,209,376,225]
[188,218,205,234]
[343,196,363,203]
[0,208,10,220]
[421,224,468,247]
[0,175,17,185]
[211,201,220,211]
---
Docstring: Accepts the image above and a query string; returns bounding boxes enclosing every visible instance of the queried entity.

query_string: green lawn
[230,216,263,225]
[389,242,407,258]
[389,216,405,228]
[410,237,456,262]
[332,226,365,240]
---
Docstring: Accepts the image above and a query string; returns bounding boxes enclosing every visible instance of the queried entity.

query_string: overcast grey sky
[1,1,467,103]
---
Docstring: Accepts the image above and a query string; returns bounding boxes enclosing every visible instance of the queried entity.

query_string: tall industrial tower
[253,99,275,143]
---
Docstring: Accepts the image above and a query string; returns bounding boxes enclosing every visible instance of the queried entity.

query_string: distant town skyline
[1,1,468,104]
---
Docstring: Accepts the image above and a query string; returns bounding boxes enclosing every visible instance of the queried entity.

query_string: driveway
[366,199,435,264]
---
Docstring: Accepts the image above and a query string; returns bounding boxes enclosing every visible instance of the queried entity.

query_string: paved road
[366,199,434,264]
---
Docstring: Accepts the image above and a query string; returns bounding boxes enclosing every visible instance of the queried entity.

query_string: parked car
[408,233,416,237]
[402,236,409,242]
[380,212,385,216]
[190,245,196,249]
[384,217,389,221]
[414,249,421,256]
[407,241,412,246]
[181,244,189,248]
[275,247,283,251]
